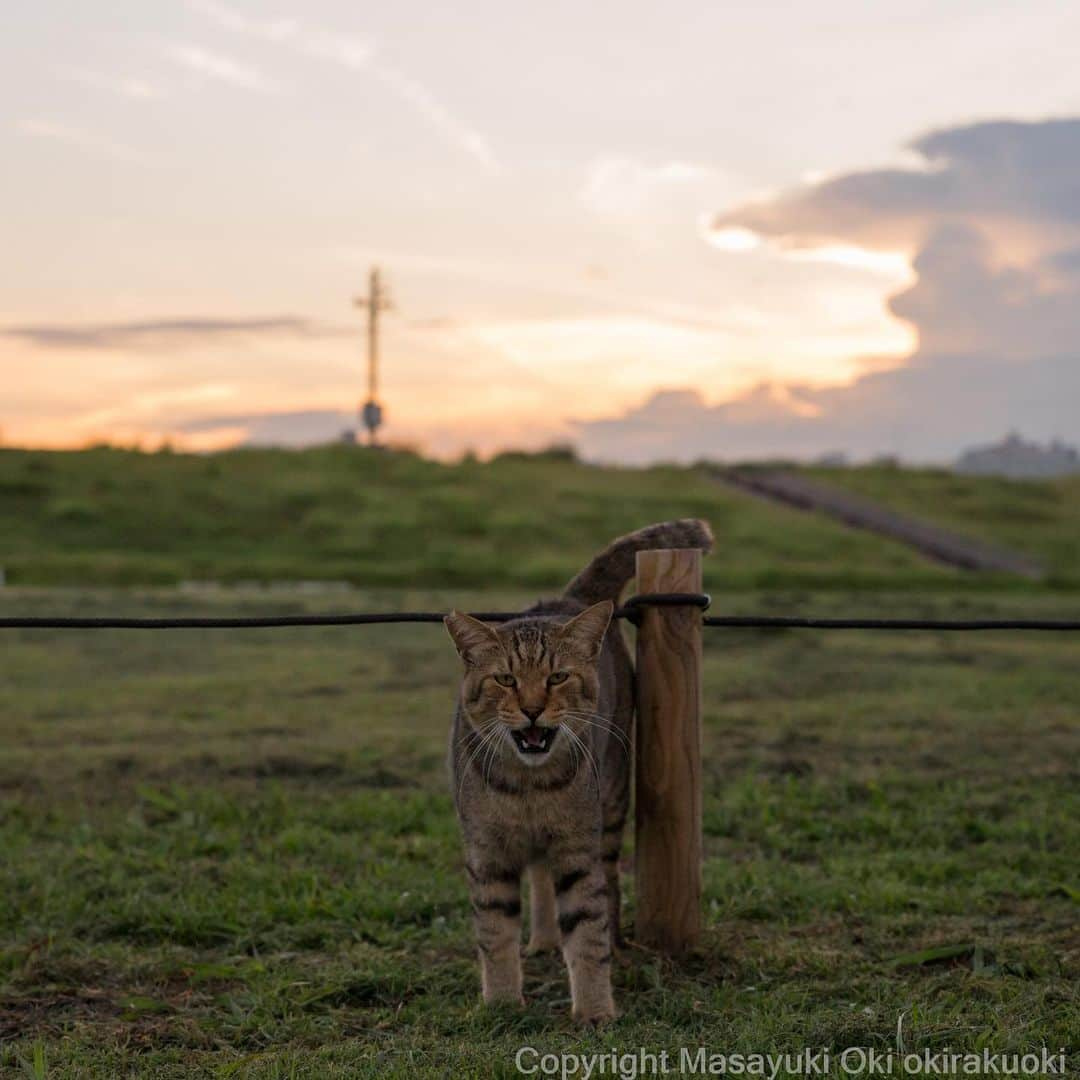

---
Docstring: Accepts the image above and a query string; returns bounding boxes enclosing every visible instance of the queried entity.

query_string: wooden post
[633,548,703,953]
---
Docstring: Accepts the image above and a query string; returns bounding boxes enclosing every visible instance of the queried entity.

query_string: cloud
[186,0,497,169]
[333,246,823,341]
[712,117,1080,251]
[298,30,374,71]
[782,244,911,277]
[580,157,713,217]
[75,383,239,432]
[17,120,155,164]
[2,316,348,350]
[370,64,499,172]
[579,117,1080,464]
[575,346,1080,466]
[185,1,300,42]
[187,1,374,68]
[888,224,1080,359]
[57,67,163,101]
[167,44,278,93]
[180,408,354,447]
[709,226,912,278]
[709,226,761,253]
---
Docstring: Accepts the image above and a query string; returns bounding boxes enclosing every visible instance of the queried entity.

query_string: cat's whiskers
[573,724,631,762]
[561,711,631,756]
[562,708,627,736]
[456,720,502,802]
[459,722,495,753]
[562,724,602,794]
[482,724,509,787]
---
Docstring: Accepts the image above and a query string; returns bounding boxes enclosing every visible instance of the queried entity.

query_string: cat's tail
[562,519,713,605]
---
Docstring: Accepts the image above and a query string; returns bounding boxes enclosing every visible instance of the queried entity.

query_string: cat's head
[444,602,612,768]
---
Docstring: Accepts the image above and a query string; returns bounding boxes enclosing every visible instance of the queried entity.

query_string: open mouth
[510,724,558,756]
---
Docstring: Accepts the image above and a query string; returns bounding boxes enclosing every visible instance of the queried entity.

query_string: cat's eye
[493,673,516,687]
[547,671,570,686]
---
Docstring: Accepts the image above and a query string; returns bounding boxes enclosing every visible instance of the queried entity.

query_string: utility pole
[354,267,392,446]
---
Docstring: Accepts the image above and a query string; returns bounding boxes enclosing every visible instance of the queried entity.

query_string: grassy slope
[806,466,1080,585]
[0,447,958,591]
[1,588,1077,1077]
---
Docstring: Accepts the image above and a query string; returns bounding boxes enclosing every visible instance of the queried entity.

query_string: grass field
[1,586,1077,1077]
[805,466,1080,586]
[0,447,1045,592]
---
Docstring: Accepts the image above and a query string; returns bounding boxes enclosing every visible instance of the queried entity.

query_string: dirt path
[717,468,1044,579]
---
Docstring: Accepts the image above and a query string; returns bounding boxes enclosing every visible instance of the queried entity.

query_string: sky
[4,0,1080,461]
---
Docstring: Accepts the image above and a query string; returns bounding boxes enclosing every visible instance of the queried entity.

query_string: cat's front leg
[466,859,524,1005]
[526,863,560,954]
[551,855,615,1023]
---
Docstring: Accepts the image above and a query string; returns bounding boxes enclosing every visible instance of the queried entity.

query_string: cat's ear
[557,600,613,660]
[444,611,502,666]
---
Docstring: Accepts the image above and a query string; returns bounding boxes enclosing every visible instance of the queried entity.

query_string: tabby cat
[444,519,712,1023]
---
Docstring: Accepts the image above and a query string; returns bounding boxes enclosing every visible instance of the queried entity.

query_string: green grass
[806,466,1080,586]
[0,447,984,592]
[1,587,1077,1077]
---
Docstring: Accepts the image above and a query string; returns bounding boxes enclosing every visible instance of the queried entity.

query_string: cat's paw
[572,1001,617,1025]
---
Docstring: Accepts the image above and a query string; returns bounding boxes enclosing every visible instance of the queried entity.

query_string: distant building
[815,451,849,468]
[955,433,1080,478]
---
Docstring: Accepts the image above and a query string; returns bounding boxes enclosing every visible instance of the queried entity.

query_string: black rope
[0,593,710,630]
[620,592,712,619]
[0,612,458,629]
[704,615,1080,631]
[0,593,1077,631]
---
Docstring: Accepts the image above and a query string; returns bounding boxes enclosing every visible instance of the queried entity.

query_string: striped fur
[445,519,711,1023]
[563,518,713,605]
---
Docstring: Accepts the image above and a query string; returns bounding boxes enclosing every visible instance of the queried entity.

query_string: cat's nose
[521,706,544,722]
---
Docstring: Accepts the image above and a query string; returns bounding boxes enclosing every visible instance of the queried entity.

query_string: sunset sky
[5,1,1080,460]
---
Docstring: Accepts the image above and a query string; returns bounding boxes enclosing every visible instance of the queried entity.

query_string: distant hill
[807,463,1080,586]
[0,447,1074,590]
